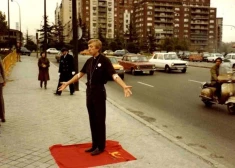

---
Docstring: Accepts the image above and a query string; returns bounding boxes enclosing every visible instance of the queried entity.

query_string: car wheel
[181,68,186,73]
[119,74,124,79]
[149,71,154,75]
[131,68,136,75]
[28,53,30,56]
[165,65,171,73]
[233,64,235,68]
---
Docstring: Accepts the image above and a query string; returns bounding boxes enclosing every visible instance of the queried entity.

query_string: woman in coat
[0,57,6,123]
[38,52,50,89]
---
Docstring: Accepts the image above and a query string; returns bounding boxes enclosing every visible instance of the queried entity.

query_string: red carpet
[49,140,136,168]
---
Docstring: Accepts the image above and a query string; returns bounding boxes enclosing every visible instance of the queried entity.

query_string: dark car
[20,47,31,56]
[118,53,156,75]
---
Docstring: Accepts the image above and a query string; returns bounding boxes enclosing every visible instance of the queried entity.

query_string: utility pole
[11,0,21,51]
[72,0,79,91]
[8,0,11,49]
[44,0,47,55]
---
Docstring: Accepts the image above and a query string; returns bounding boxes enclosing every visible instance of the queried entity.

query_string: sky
[0,0,234,42]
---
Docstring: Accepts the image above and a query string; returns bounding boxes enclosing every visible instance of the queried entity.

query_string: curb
[106,97,227,168]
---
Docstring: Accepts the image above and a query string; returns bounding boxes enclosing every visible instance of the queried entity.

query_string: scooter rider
[210,57,223,99]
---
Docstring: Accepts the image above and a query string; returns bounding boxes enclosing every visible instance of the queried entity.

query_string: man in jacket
[54,48,75,95]
[210,57,223,98]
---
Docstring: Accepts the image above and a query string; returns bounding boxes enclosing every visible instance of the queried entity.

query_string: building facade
[132,0,221,52]
[55,0,222,52]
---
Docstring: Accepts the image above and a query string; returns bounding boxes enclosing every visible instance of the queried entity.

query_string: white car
[149,52,188,73]
[224,53,235,68]
[46,48,59,54]
[207,53,224,62]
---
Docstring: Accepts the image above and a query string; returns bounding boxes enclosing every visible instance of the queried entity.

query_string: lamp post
[44,0,47,54]
[11,0,21,49]
[8,0,10,49]
[72,0,79,91]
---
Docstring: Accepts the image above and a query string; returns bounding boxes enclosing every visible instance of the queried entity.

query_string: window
[184,24,188,27]
[184,19,188,22]
[209,20,214,23]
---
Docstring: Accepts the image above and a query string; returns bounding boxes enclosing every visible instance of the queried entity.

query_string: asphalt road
[46,53,235,168]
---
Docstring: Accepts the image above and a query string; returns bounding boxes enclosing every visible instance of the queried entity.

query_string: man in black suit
[54,48,75,95]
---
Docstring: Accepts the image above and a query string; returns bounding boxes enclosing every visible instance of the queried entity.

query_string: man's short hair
[88,39,102,52]
[215,57,222,62]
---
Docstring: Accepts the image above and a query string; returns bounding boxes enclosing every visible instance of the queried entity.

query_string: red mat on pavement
[49,140,136,168]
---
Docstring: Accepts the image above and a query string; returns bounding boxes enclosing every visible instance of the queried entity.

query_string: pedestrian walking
[58,39,132,156]
[0,57,6,124]
[16,44,21,62]
[54,48,75,95]
[38,51,50,89]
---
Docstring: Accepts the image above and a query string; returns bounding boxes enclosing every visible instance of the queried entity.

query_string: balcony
[155,14,174,18]
[155,20,173,24]
[191,21,209,25]
[155,8,174,12]
[191,27,208,30]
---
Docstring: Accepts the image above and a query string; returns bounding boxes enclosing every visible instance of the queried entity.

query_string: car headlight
[136,66,140,69]
[152,65,155,69]
[171,63,174,66]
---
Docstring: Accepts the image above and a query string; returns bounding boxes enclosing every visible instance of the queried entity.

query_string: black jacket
[59,54,75,74]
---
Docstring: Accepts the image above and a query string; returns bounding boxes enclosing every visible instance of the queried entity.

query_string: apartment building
[80,0,133,39]
[56,0,81,43]
[133,0,221,52]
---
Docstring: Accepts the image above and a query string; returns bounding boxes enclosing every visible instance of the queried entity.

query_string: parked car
[149,52,188,73]
[202,52,211,62]
[20,47,31,56]
[207,53,224,62]
[188,52,203,62]
[113,50,128,57]
[118,53,156,75]
[106,56,124,79]
[103,50,113,55]
[46,48,59,54]
[181,51,190,60]
[224,53,235,68]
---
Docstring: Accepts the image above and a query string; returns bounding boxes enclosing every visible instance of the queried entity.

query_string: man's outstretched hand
[124,86,132,97]
[58,82,68,91]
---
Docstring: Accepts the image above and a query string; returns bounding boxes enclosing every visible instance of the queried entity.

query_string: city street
[47,53,234,168]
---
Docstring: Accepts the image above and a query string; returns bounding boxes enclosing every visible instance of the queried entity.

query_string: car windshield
[131,56,148,62]
[108,57,118,64]
[164,54,178,60]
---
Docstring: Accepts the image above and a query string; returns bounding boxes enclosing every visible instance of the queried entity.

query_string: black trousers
[0,84,5,120]
[55,73,74,95]
[86,86,106,150]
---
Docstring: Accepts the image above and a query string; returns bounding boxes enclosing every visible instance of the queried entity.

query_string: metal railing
[2,50,17,77]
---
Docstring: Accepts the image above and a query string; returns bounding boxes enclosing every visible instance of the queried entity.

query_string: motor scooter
[199,62,235,114]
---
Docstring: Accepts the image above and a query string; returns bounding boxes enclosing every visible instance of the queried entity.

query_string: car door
[157,54,165,69]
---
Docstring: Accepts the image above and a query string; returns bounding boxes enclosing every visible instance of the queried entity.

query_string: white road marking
[137,82,154,87]
[188,79,204,84]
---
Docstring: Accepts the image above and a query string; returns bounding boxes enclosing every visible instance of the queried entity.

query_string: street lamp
[11,0,21,49]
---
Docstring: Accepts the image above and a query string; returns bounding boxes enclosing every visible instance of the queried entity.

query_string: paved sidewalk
[0,56,225,168]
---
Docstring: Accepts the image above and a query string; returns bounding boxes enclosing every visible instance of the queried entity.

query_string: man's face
[62,51,67,55]
[88,42,99,56]
[215,59,222,66]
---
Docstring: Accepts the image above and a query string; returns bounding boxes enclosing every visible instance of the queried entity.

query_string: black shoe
[91,148,104,156]
[1,119,5,122]
[54,93,61,96]
[85,147,96,153]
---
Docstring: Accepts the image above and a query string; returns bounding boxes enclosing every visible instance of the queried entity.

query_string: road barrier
[2,51,17,77]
